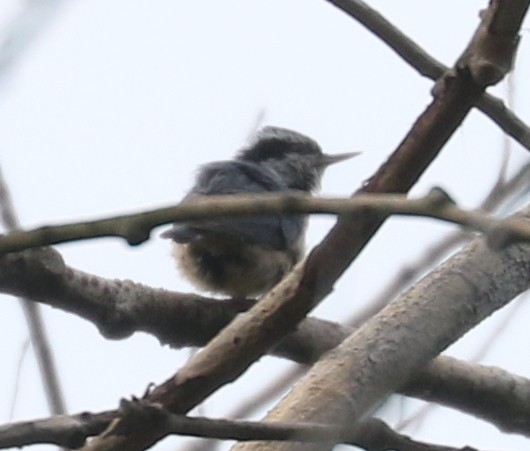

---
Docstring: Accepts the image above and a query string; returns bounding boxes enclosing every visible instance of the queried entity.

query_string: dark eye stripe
[240,140,321,162]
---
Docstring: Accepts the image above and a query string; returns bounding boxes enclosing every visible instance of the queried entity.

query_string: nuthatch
[162,126,358,297]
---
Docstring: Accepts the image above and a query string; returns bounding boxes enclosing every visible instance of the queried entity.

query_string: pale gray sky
[0,1,529,450]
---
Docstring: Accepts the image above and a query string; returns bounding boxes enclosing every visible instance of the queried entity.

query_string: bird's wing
[161,161,304,250]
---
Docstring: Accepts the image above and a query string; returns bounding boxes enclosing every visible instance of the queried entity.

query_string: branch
[231,3,530,448]
[0,402,479,451]
[0,0,66,84]
[3,245,530,436]
[234,210,530,450]
[0,166,66,415]
[1,354,528,447]
[0,247,255,345]
[228,366,306,420]
[3,190,530,255]
[0,410,114,449]
[346,161,530,328]
[28,2,527,447]
[0,247,345,363]
[326,0,530,151]
[403,355,530,435]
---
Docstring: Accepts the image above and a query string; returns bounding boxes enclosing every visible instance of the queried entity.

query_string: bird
[161,126,358,298]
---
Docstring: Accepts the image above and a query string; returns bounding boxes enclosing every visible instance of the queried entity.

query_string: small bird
[162,126,358,298]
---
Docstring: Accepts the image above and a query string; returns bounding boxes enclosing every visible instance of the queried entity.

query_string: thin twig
[8,339,29,420]
[0,402,478,451]
[0,0,68,423]
[3,190,530,255]
[0,167,66,416]
[228,366,306,420]
[0,0,66,87]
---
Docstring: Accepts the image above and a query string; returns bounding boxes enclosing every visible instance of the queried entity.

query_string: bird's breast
[172,233,300,298]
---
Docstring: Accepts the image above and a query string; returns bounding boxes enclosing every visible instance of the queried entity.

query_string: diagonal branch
[346,160,530,328]
[0,167,66,416]
[232,1,530,450]
[233,209,530,450]
[326,0,530,150]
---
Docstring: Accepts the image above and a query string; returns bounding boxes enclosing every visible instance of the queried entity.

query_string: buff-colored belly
[173,235,298,298]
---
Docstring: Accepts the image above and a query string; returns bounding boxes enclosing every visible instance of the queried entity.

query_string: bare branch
[0,403,479,451]
[0,247,345,363]
[0,167,66,416]
[228,366,306,420]
[0,247,530,435]
[2,245,530,436]
[229,5,530,448]
[244,159,530,428]
[4,190,530,255]
[234,213,530,450]
[347,161,530,328]
[11,3,525,447]
[326,0,530,151]
[8,339,29,419]
[0,410,114,449]
[403,355,530,435]
[0,0,66,85]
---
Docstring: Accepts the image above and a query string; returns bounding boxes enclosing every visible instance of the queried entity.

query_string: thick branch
[403,355,530,435]
[346,161,530,328]
[3,183,530,437]
[0,247,258,347]
[234,213,530,450]
[231,4,530,447]
[2,250,530,436]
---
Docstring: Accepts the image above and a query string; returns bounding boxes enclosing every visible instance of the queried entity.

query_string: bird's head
[238,126,359,192]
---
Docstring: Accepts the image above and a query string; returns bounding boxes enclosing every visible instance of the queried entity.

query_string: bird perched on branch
[161,126,358,298]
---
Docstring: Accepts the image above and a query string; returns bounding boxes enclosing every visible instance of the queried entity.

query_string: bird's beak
[320,151,361,167]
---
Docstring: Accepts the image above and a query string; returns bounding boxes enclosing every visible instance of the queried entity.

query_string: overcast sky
[0,1,529,450]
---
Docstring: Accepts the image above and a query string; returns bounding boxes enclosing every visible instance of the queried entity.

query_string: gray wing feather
[161,161,303,250]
